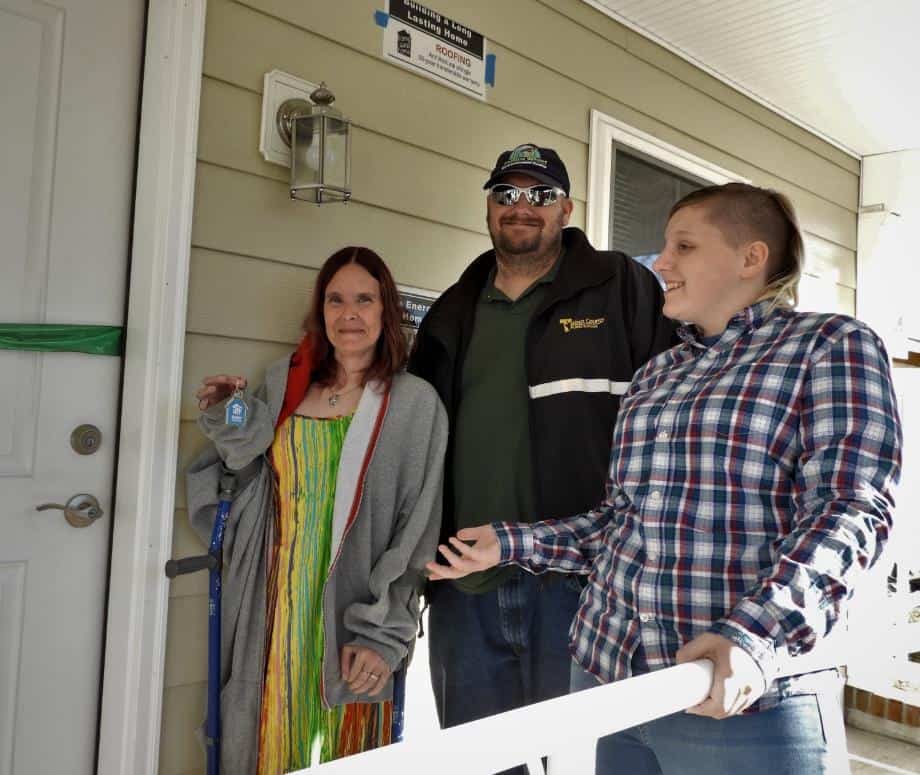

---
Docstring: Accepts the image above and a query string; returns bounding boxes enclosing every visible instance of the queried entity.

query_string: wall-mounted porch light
[275,82,351,205]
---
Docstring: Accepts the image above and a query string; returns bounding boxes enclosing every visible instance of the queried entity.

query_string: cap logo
[502,144,547,170]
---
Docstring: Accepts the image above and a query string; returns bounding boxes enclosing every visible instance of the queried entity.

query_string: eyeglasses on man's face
[488,183,567,207]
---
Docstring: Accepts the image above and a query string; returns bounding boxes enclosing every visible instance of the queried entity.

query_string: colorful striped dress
[257,415,392,774]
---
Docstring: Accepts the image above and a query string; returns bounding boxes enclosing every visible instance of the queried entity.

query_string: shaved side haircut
[669,182,805,308]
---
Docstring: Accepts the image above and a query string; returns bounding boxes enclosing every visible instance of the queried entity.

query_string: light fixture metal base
[289,184,352,205]
[276,97,310,148]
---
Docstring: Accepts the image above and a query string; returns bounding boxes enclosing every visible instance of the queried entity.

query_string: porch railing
[299,637,847,775]
[298,658,704,774]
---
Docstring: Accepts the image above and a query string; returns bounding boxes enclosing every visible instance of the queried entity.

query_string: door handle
[36,493,104,528]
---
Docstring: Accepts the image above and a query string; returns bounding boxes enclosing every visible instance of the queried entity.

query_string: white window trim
[586,109,748,251]
[96,2,207,774]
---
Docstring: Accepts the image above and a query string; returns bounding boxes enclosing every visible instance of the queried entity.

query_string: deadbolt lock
[71,424,102,455]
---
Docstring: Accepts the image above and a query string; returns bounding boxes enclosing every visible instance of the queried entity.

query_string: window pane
[610,147,705,273]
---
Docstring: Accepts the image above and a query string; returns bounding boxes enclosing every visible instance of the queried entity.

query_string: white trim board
[97,1,207,774]
[586,109,747,251]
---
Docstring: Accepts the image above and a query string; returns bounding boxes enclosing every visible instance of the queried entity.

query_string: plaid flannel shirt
[496,301,901,710]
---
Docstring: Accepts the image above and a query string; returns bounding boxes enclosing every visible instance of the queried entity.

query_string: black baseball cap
[483,144,571,197]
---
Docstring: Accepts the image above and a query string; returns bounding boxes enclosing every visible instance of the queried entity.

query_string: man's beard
[490,214,563,273]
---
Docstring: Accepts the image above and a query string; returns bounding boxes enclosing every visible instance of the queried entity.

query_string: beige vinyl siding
[160,1,859,770]
[160,682,209,775]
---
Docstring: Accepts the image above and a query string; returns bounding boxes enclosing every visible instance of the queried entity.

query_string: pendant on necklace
[327,384,359,408]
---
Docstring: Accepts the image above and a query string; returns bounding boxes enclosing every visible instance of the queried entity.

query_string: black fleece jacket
[408,227,677,547]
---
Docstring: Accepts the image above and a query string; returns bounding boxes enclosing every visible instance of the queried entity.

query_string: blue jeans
[428,570,582,775]
[570,664,850,774]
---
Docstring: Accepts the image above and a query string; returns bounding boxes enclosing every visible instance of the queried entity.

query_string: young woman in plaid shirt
[427,183,902,774]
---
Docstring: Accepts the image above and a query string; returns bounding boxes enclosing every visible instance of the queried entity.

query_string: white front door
[0,1,145,773]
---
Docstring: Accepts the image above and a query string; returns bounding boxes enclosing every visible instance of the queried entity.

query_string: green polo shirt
[451,255,562,593]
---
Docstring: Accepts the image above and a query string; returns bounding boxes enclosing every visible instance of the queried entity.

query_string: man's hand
[676,632,767,719]
[425,525,501,580]
[340,645,392,697]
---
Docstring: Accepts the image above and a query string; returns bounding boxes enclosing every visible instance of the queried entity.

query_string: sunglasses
[489,183,567,207]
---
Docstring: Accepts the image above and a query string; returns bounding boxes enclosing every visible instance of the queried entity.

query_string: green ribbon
[0,324,124,356]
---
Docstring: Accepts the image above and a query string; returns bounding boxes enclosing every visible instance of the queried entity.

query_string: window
[610,148,706,271]
[587,110,747,274]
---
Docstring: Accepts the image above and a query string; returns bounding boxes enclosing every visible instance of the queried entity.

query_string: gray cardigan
[186,357,447,774]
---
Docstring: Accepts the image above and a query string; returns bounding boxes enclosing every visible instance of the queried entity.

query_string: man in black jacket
[409,144,674,771]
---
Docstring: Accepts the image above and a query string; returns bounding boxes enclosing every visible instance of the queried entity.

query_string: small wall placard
[377,0,495,100]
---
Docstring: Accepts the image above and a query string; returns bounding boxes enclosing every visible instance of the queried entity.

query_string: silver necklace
[327,384,362,407]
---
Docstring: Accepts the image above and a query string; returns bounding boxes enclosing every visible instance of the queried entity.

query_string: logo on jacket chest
[559,316,606,333]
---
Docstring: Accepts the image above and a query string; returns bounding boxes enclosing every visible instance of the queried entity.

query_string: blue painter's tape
[374,10,389,28]
[485,54,496,87]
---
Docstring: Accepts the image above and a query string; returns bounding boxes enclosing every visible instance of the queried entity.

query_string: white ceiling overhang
[583,0,920,158]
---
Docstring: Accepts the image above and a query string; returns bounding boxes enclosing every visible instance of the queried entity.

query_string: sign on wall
[398,285,438,349]
[376,0,496,100]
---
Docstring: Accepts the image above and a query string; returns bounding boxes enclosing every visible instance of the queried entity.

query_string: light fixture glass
[277,83,351,205]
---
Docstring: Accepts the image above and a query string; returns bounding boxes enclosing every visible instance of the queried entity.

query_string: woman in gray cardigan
[188,246,447,774]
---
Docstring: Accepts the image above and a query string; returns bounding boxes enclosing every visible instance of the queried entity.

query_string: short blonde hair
[668,183,804,309]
